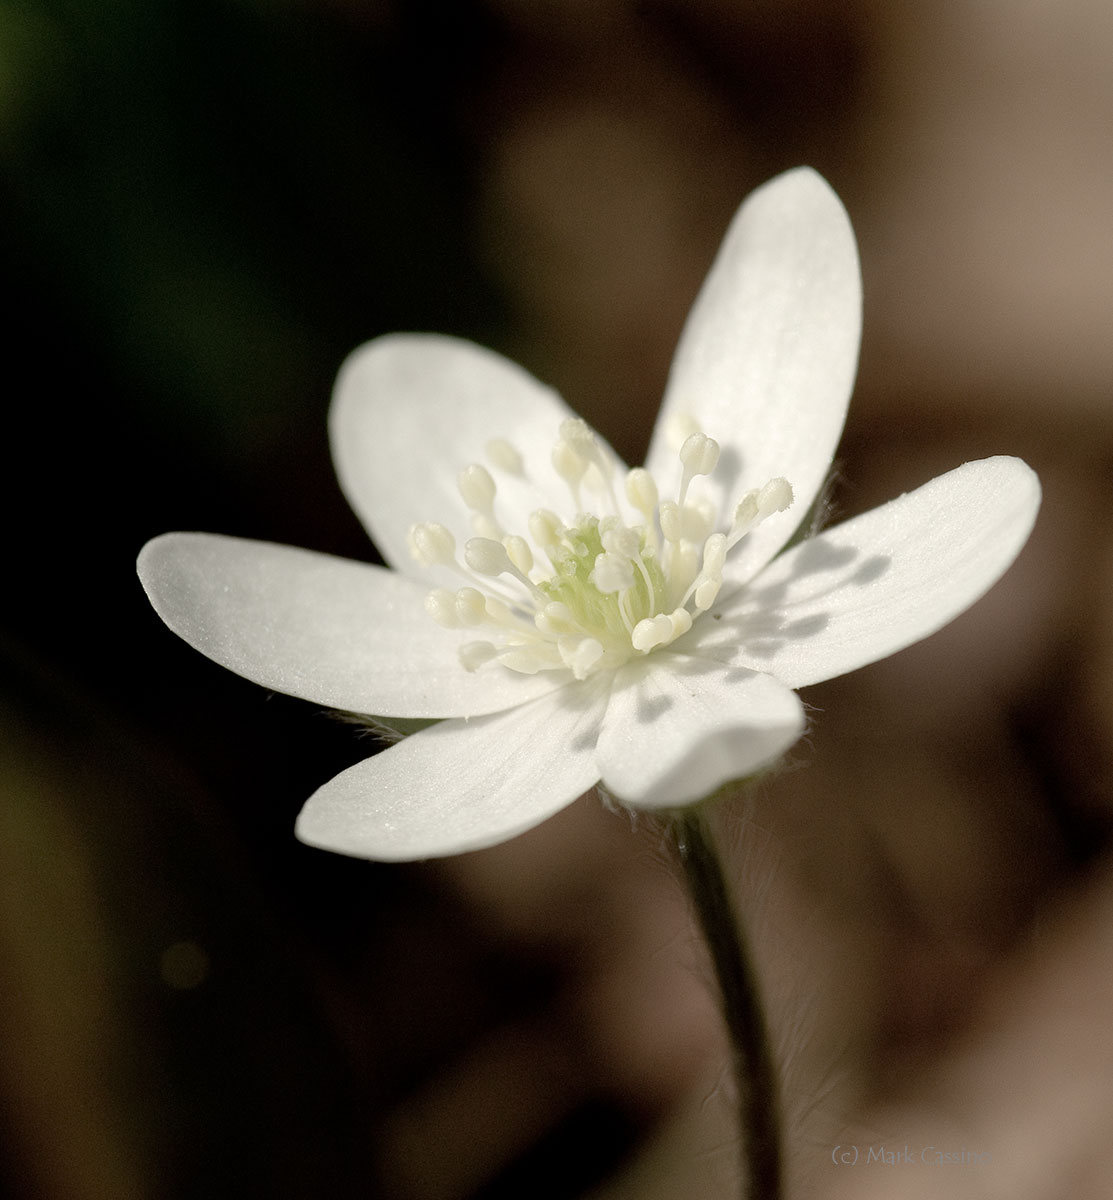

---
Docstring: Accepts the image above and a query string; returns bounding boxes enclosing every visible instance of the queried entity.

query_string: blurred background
[3,1,1113,1197]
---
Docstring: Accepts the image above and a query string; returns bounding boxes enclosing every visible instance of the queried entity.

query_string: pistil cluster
[408,418,792,680]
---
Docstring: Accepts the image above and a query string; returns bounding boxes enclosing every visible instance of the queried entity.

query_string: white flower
[137,168,1040,861]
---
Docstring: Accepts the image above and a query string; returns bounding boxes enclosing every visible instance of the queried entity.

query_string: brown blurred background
[2,1,1112,1197]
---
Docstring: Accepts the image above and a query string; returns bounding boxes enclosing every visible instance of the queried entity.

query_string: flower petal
[137,533,564,718]
[295,683,606,860]
[690,457,1041,688]
[646,167,861,585]
[330,334,624,580]
[596,654,805,809]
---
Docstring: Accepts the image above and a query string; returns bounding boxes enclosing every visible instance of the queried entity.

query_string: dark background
[3,2,1113,1198]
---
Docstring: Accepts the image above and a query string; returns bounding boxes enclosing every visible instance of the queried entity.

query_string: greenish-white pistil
[408,418,793,681]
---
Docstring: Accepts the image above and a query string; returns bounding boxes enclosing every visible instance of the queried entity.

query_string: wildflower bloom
[137,168,1039,861]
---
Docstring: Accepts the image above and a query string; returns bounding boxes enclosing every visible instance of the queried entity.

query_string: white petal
[137,533,563,718]
[295,682,606,860]
[691,457,1041,688]
[596,654,805,809]
[330,334,625,579]
[647,167,861,585]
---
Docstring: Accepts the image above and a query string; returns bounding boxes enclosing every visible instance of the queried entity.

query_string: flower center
[408,418,793,680]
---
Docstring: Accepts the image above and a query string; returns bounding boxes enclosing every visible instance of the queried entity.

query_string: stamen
[680,499,716,543]
[559,418,596,456]
[424,588,459,628]
[581,462,612,500]
[415,415,793,681]
[728,477,794,548]
[693,576,721,611]
[463,537,514,577]
[409,522,457,567]
[558,634,605,680]
[758,477,794,516]
[601,525,640,559]
[683,533,727,612]
[667,542,700,608]
[552,438,588,507]
[558,417,624,512]
[503,535,533,575]
[464,537,547,605]
[529,509,563,551]
[629,553,659,617]
[592,552,635,594]
[678,432,720,506]
[454,587,489,626]
[482,595,536,634]
[458,463,503,539]
[535,601,580,636]
[659,501,683,544]
[626,468,659,543]
[460,641,498,671]
[631,608,692,653]
[486,438,524,476]
[458,463,495,510]
[498,644,561,674]
[702,532,727,576]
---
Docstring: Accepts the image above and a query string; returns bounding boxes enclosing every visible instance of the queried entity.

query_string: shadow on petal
[736,613,832,662]
[850,553,890,585]
[716,443,745,500]
[636,689,673,724]
[552,676,612,753]
[747,538,861,606]
[690,541,892,665]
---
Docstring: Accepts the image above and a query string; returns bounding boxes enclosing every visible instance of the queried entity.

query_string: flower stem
[671,807,782,1200]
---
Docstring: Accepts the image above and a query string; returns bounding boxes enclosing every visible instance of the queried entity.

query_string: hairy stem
[671,807,782,1200]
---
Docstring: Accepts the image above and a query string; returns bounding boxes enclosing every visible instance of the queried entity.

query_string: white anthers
[458,463,495,510]
[678,432,720,505]
[424,588,457,627]
[688,533,728,613]
[410,420,795,679]
[425,586,489,628]
[591,551,635,595]
[409,522,456,567]
[631,608,693,652]
[728,477,794,547]
[658,500,683,544]
[601,524,639,558]
[457,463,501,540]
[528,509,563,555]
[552,437,588,492]
[757,477,794,518]
[486,438,524,476]
[559,417,596,455]
[459,641,499,671]
[464,537,515,578]
[558,634,605,680]
[625,468,658,521]
[503,535,533,575]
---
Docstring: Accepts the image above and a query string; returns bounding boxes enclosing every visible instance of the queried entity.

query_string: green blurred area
[0,4,572,1198]
[1,0,503,544]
